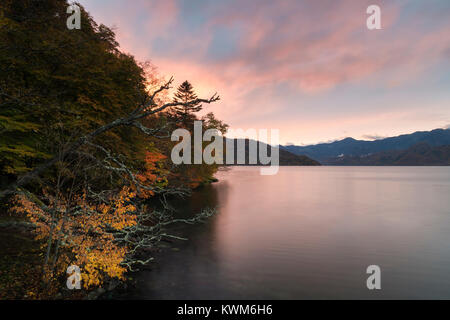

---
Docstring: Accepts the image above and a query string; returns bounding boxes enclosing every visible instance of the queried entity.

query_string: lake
[127,166,450,299]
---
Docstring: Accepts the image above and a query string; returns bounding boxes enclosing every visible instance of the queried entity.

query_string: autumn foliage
[0,0,224,299]
[11,187,135,289]
[8,150,171,295]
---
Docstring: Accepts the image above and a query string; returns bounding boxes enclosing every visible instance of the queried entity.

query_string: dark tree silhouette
[172,81,202,125]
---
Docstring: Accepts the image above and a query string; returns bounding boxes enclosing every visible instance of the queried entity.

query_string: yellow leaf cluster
[10,186,140,290]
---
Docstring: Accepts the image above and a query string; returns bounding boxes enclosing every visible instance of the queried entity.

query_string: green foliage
[0,0,228,187]
[0,0,148,175]
[0,0,228,300]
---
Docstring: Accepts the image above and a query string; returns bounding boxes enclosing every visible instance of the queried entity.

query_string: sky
[79,0,450,145]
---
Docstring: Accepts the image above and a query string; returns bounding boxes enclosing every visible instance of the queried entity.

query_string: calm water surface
[129,166,450,299]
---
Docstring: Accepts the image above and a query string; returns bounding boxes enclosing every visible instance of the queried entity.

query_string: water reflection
[128,167,450,299]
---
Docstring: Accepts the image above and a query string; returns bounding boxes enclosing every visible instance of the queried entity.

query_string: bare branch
[0,80,220,198]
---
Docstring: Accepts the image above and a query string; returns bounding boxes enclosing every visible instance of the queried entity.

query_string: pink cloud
[79,0,450,143]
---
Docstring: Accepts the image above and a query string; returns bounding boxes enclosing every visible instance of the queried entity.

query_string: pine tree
[172,81,202,125]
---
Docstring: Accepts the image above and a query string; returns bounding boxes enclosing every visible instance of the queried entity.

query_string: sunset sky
[79,0,450,145]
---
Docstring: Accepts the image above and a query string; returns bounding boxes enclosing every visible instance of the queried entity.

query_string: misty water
[128,166,450,299]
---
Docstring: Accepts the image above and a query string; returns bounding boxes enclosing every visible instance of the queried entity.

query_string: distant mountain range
[326,143,450,166]
[282,128,450,165]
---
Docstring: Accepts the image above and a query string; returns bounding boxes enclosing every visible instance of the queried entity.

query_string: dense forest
[0,0,227,299]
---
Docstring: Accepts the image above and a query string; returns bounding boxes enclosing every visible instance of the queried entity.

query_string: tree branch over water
[0,78,220,198]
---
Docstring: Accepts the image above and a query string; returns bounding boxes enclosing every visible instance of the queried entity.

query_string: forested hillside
[0,0,225,299]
